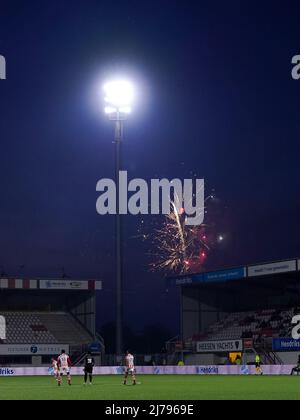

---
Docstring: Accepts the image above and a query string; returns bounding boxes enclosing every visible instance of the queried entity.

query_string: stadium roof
[168,258,300,288]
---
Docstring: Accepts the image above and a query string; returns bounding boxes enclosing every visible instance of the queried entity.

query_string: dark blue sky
[0,0,300,336]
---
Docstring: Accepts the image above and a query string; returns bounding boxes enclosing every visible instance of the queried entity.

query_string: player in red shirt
[57,350,72,386]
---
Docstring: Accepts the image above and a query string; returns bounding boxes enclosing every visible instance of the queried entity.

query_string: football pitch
[0,375,299,400]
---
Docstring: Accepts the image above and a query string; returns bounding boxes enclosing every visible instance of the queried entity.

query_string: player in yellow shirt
[255,354,263,375]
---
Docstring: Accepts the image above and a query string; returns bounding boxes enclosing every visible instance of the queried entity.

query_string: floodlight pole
[104,80,133,357]
[114,113,124,357]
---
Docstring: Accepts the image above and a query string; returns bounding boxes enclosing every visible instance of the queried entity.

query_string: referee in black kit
[84,352,95,385]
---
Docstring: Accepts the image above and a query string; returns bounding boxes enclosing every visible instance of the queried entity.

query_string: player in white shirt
[57,350,72,386]
[51,358,59,382]
[124,351,137,386]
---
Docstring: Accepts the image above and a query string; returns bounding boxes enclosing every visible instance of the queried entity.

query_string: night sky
[0,1,300,342]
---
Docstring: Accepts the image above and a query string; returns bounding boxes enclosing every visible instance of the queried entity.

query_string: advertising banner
[171,267,246,287]
[0,365,295,377]
[273,338,300,352]
[0,279,102,291]
[202,268,246,284]
[248,260,297,277]
[40,280,89,290]
[196,340,243,353]
[0,344,69,356]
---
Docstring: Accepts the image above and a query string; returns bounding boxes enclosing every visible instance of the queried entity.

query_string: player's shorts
[85,366,93,374]
[125,367,135,375]
[60,367,71,376]
[255,363,261,368]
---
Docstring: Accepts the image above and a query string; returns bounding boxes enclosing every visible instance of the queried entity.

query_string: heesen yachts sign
[0,344,69,356]
[197,340,243,353]
[248,260,297,277]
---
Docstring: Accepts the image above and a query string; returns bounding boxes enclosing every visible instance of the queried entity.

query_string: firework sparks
[142,193,224,275]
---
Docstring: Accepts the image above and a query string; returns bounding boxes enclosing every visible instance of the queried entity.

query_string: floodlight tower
[104,80,134,357]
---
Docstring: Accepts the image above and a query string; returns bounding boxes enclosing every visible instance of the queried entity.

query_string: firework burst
[142,194,223,275]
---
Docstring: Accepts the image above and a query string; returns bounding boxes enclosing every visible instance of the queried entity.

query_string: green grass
[0,375,299,400]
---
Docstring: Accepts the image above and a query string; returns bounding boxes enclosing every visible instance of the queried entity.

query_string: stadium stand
[194,307,296,342]
[1,312,56,344]
[168,258,300,365]
[38,312,93,345]
[0,279,103,366]
[0,312,93,345]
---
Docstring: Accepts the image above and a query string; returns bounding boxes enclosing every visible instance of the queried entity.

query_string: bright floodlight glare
[118,106,132,114]
[104,80,134,112]
[104,106,117,115]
